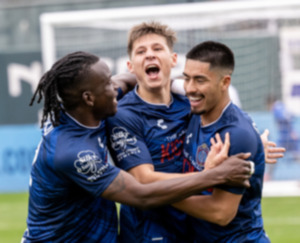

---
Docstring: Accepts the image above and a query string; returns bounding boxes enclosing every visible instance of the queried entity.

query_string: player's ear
[171,52,178,68]
[221,75,231,91]
[127,60,134,74]
[82,91,94,106]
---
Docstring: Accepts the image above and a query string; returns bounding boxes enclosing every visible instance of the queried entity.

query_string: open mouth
[189,96,202,102]
[188,95,204,105]
[145,65,160,78]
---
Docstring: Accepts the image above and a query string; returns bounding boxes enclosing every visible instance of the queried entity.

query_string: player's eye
[136,50,145,54]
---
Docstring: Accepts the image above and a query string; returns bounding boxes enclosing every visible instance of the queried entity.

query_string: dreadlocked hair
[30,51,99,128]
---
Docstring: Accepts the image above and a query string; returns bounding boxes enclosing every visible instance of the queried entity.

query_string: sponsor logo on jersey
[160,136,184,163]
[74,150,108,182]
[110,127,137,151]
[110,127,140,161]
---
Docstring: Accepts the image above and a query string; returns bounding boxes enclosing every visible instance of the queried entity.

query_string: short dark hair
[30,51,99,128]
[186,41,235,74]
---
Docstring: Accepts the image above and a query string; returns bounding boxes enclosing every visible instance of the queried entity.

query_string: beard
[191,108,206,115]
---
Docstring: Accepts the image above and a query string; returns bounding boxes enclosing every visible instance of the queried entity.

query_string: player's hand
[260,129,286,164]
[204,133,230,170]
[111,73,137,94]
[218,153,252,188]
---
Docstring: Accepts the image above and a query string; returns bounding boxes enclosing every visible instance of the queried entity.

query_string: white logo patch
[186,133,193,144]
[110,126,140,161]
[157,119,168,129]
[98,137,104,148]
[110,127,137,151]
[74,150,108,182]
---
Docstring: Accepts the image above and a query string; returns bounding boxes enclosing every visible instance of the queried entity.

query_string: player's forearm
[103,169,227,210]
[172,195,234,226]
[135,170,197,184]
[128,164,197,184]
[133,156,250,209]
[172,195,226,224]
[131,169,227,209]
[172,189,241,226]
[111,73,136,94]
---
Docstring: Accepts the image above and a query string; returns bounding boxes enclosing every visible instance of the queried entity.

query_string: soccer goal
[40,0,300,113]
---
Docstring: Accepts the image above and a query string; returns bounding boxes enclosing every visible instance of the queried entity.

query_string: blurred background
[1,1,300,242]
[1,0,300,193]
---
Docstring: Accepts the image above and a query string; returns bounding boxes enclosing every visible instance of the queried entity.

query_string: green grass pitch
[0,193,299,243]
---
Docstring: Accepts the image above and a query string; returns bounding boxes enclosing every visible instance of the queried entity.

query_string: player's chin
[106,105,118,117]
[191,107,206,115]
[111,107,118,117]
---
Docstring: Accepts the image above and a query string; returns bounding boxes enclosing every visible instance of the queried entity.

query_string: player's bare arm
[102,158,252,210]
[172,188,242,226]
[128,163,196,184]
[171,135,252,225]
[111,72,137,94]
[128,132,250,185]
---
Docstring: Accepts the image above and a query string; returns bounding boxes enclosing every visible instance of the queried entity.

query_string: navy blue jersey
[22,112,120,243]
[107,88,192,242]
[108,87,190,173]
[183,102,269,243]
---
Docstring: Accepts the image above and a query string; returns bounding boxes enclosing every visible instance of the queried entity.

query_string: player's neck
[201,98,231,126]
[137,84,172,105]
[66,108,101,127]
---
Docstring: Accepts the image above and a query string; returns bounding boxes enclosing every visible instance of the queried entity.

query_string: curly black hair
[30,51,99,127]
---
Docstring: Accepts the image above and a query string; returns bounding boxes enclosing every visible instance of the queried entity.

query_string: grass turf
[0,193,299,242]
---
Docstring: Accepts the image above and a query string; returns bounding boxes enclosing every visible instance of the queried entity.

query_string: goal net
[40,0,300,113]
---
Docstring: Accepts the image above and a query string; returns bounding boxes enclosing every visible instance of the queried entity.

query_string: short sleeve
[107,110,153,171]
[55,148,121,197]
[216,126,259,194]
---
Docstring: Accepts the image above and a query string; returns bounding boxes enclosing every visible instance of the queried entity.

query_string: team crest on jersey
[74,150,108,182]
[110,127,137,151]
[192,144,209,171]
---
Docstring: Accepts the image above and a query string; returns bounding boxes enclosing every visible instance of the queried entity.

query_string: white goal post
[40,0,300,113]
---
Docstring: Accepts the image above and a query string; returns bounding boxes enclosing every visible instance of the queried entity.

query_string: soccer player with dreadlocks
[22,51,253,242]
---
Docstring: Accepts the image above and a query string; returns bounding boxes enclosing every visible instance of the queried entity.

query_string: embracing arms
[101,156,252,210]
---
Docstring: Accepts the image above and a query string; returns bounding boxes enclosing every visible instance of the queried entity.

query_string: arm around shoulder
[111,73,136,95]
